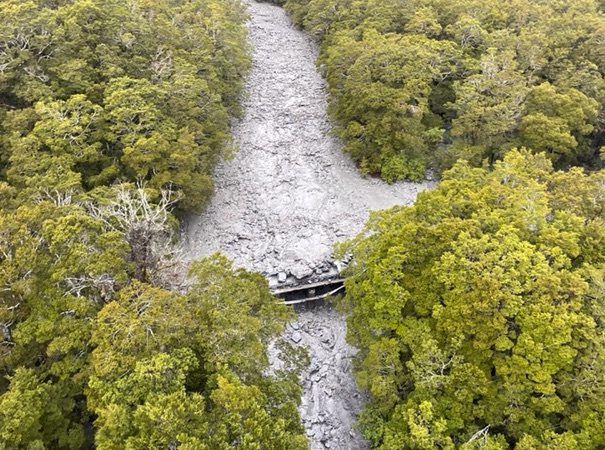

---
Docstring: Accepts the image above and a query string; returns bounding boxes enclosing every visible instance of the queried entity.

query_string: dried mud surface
[183,2,433,449]
[284,303,369,450]
[184,0,432,278]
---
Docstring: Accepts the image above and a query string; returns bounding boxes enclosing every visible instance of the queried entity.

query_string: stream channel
[184,1,434,448]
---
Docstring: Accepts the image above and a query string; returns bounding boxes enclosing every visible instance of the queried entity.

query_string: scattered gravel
[286,302,369,450]
[183,0,433,278]
[182,1,434,449]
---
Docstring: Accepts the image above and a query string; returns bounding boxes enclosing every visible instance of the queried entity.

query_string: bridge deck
[279,285,345,305]
[271,278,346,305]
[271,278,345,296]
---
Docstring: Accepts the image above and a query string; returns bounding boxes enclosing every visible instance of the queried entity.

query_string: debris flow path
[184,1,433,449]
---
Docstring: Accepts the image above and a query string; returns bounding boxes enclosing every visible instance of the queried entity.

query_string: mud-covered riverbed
[184,0,432,278]
[183,1,433,448]
[285,302,368,450]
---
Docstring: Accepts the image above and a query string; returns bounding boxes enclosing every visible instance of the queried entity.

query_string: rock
[282,250,299,262]
[320,332,334,348]
[291,331,302,343]
[291,321,300,330]
[312,371,326,382]
[290,264,313,280]
[334,260,345,272]
[277,272,287,283]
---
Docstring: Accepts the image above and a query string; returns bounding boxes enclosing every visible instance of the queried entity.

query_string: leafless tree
[88,184,184,286]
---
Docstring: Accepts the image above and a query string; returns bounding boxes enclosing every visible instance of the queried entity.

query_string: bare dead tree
[466,425,490,447]
[88,184,183,286]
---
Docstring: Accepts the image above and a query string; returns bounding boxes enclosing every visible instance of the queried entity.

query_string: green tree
[88,256,306,449]
[449,49,529,166]
[285,0,605,174]
[0,368,48,450]
[339,149,605,449]
[519,82,598,163]
[0,198,130,449]
[0,0,251,211]
[323,29,465,179]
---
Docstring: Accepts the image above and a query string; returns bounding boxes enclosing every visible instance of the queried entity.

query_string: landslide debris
[183,2,433,449]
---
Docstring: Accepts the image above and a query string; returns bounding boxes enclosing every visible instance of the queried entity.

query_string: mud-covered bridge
[268,258,348,305]
[273,277,345,305]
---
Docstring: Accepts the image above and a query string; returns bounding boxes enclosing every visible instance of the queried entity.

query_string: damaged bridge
[268,259,349,305]
[272,277,345,305]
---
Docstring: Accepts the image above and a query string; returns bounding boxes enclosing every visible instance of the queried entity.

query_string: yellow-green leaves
[0,0,251,212]
[340,150,605,449]
[187,254,292,376]
[207,373,307,450]
[322,29,465,179]
[0,369,48,450]
[519,83,598,162]
[286,0,605,176]
[86,257,305,449]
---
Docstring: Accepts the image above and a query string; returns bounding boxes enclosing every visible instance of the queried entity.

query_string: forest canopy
[0,0,251,211]
[338,149,605,449]
[284,0,605,181]
[5,0,605,448]
[0,1,310,449]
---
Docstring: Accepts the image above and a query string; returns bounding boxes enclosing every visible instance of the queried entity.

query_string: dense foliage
[0,0,251,211]
[0,185,308,449]
[285,0,605,181]
[0,1,309,449]
[0,210,307,449]
[338,149,605,449]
